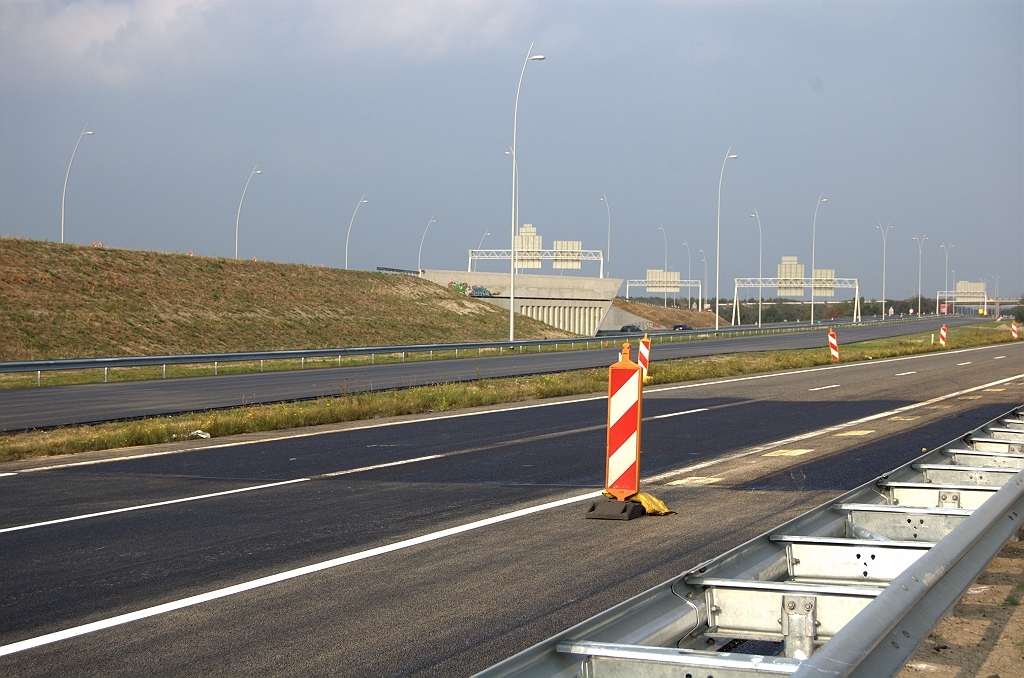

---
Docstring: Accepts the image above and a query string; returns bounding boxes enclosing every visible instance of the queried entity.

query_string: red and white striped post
[939,324,947,347]
[828,329,839,361]
[638,333,651,383]
[606,343,643,501]
[1012,321,1018,340]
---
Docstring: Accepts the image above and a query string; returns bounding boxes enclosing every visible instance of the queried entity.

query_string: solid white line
[0,479,310,534]
[0,490,603,658]
[896,371,917,376]
[958,362,972,366]
[808,384,840,391]
[645,407,709,420]
[645,371,1024,483]
[8,342,1019,476]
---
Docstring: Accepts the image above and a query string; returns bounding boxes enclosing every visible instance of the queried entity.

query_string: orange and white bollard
[605,343,643,501]
[638,333,651,383]
[1013,321,1018,340]
[939,324,947,347]
[828,329,839,361]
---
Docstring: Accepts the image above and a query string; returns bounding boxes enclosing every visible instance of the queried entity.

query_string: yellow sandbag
[602,490,676,516]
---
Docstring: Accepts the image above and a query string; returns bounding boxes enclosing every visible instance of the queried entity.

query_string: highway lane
[0,316,980,431]
[0,341,1021,676]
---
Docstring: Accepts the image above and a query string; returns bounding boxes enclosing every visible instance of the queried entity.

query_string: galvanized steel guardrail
[474,405,1024,678]
[0,315,931,377]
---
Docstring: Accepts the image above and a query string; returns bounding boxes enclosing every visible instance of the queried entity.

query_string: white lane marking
[0,473,16,477]
[669,476,722,486]
[0,489,603,658]
[8,342,1018,476]
[958,362,972,366]
[994,356,1006,360]
[763,449,813,457]
[836,430,875,437]
[318,454,446,478]
[0,479,309,535]
[646,407,708,420]
[896,371,917,376]
[808,384,840,391]
[645,371,1024,483]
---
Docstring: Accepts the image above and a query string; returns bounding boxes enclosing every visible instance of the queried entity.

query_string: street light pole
[474,230,490,272]
[913,234,928,316]
[810,194,828,325]
[344,195,368,270]
[940,243,953,314]
[235,165,262,260]
[715,147,738,330]
[876,222,894,317]
[700,248,707,313]
[600,195,611,278]
[509,43,546,341]
[417,217,437,272]
[62,124,94,244]
[657,226,668,307]
[750,210,763,327]
[682,241,691,309]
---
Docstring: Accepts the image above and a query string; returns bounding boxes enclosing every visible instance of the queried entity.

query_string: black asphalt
[0,339,1020,676]
[0,316,980,431]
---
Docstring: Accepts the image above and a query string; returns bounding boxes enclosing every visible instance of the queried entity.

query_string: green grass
[1,321,1014,464]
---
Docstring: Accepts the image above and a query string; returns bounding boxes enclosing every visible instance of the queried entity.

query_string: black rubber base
[584,498,646,520]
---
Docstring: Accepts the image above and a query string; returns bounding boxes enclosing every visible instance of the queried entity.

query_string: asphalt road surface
[1,316,980,431]
[1,339,1021,676]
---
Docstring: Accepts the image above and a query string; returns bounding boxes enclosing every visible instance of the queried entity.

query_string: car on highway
[619,325,642,333]
[672,323,693,331]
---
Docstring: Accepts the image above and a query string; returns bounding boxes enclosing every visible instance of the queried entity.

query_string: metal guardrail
[0,316,940,377]
[474,405,1024,678]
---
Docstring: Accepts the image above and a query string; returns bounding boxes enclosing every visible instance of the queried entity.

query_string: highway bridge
[1,335,1021,675]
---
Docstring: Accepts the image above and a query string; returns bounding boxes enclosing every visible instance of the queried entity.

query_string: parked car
[619,325,642,333]
[672,323,693,331]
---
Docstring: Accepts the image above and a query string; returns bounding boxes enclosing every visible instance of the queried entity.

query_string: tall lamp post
[599,195,611,278]
[700,248,707,313]
[345,195,368,270]
[417,217,437,272]
[508,43,545,341]
[62,124,94,244]
[940,242,953,315]
[715,147,738,330]
[235,165,262,260]
[876,222,894,317]
[913,234,928,316]
[749,210,763,327]
[657,226,668,307]
[809,194,828,325]
[682,241,691,309]
[474,230,490,271]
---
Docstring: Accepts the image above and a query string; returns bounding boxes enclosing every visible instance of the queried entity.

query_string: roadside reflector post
[638,333,652,383]
[939,324,947,348]
[828,329,840,361]
[1012,321,1018,340]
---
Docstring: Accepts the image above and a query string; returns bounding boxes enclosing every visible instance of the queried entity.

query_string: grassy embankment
[1,321,1015,464]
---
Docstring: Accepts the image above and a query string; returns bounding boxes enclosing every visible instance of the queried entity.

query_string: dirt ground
[897,537,1024,678]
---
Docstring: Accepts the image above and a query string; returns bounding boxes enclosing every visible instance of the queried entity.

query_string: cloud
[2,0,536,89]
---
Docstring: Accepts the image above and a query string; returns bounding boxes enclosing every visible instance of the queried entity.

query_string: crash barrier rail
[474,405,1024,678]
[0,315,956,381]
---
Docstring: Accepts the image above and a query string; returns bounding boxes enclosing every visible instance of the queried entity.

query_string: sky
[2,0,1022,302]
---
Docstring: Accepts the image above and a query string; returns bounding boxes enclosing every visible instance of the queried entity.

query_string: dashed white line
[958,362,972,366]
[809,384,840,391]
[896,371,916,376]
[646,407,709,420]
[995,356,1006,360]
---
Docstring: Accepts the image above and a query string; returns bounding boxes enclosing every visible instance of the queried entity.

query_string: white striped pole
[606,343,643,501]
[828,329,839,361]
[1012,321,1018,340]
[939,324,947,347]
[638,333,651,383]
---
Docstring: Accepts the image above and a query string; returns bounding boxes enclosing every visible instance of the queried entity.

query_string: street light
[474,230,490,271]
[715,147,738,330]
[809,194,828,325]
[700,248,707,312]
[509,43,545,341]
[876,222,895,317]
[599,195,611,278]
[657,226,668,307]
[235,165,262,260]
[913,234,928,315]
[750,210,763,327]
[940,242,954,315]
[417,216,437,272]
[682,241,691,309]
[345,195,368,270]
[62,124,94,244]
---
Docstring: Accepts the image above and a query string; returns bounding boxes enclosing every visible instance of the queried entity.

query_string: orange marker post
[606,343,643,501]
[939,324,947,348]
[1012,321,1018,340]
[638,333,652,383]
[828,329,839,361]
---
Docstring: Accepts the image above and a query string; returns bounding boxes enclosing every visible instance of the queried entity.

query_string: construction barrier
[1013,321,1018,340]
[605,343,642,501]
[828,329,839,361]
[940,324,947,347]
[638,333,651,383]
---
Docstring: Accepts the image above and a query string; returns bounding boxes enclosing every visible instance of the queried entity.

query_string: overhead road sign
[731,277,862,325]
